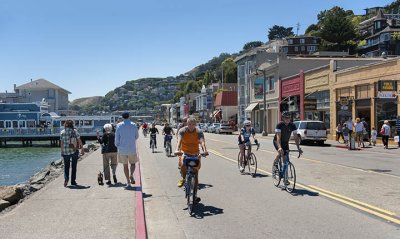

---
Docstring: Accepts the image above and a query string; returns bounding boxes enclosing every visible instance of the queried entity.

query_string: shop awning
[245,103,259,112]
[212,110,221,117]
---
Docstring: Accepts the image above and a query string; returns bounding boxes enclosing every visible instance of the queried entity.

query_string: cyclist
[142,122,148,136]
[238,120,258,172]
[149,124,159,148]
[162,122,175,148]
[273,111,302,184]
[175,118,208,202]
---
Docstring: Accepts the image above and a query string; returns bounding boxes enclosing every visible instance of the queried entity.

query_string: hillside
[70,96,104,107]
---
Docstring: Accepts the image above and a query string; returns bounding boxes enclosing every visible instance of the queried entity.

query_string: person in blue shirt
[115,112,139,187]
[238,120,258,173]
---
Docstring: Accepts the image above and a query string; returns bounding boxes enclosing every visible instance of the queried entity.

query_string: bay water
[0,145,61,186]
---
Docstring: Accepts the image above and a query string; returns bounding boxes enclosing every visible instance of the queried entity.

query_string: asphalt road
[141,129,400,239]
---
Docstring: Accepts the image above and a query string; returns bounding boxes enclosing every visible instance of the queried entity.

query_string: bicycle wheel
[186,174,195,215]
[151,140,155,153]
[165,142,171,156]
[272,160,281,187]
[237,152,243,173]
[285,162,296,193]
[247,153,257,177]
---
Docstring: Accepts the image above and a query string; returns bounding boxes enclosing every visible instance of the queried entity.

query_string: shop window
[376,100,397,135]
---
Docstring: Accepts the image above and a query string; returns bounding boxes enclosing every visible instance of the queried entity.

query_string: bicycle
[150,133,156,153]
[237,142,259,177]
[143,128,148,137]
[175,152,207,216]
[272,150,301,193]
[164,134,173,157]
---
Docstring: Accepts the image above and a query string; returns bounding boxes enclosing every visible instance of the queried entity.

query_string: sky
[0,0,393,100]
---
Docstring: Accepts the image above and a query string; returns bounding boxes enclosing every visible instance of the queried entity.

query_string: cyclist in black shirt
[149,124,159,148]
[273,111,303,167]
[162,123,175,148]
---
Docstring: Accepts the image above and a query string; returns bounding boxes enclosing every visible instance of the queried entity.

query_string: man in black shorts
[273,111,303,170]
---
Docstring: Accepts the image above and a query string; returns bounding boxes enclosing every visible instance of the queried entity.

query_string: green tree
[385,0,400,14]
[221,58,237,84]
[318,6,356,51]
[203,70,214,86]
[268,25,294,40]
[242,41,263,50]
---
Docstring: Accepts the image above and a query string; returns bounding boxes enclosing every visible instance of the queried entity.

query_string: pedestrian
[396,116,400,148]
[97,123,118,185]
[336,123,344,143]
[343,124,349,145]
[380,120,391,149]
[355,118,365,148]
[60,120,84,187]
[361,118,371,146]
[371,127,377,146]
[115,112,139,187]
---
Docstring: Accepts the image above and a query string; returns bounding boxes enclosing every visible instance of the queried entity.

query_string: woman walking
[97,124,118,185]
[60,120,84,187]
[355,118,365,148]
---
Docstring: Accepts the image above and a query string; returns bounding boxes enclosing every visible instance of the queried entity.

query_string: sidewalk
[0,149,140,239]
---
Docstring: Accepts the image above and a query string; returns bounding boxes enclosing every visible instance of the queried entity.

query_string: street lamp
[255,68,268,136]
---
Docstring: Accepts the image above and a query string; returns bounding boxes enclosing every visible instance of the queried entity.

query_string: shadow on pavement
[108,182,126,188]
[124,186,142,191]
[192,204,224,219]
[252,173,268,178]
[290,189,319,197]
[198,183,213,190]
[142,192,152,198]
[67,185,91,190]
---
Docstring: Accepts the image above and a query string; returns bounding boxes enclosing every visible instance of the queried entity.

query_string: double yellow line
[207,148,400,225]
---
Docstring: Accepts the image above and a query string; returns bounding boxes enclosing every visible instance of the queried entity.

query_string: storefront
[279,71,304,121]
[331,59,400,139]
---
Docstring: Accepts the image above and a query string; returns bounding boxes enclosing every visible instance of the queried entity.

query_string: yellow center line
[207,148,400,225]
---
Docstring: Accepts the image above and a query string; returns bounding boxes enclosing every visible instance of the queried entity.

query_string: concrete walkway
[0,149,139,239]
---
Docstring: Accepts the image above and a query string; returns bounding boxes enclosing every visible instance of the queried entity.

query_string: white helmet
[243,120,251,126]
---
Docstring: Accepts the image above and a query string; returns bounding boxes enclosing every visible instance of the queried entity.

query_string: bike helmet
[281,111,291,118]
[243,120,251,126]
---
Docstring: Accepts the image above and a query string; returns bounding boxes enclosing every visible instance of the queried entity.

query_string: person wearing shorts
[115,112,139,187]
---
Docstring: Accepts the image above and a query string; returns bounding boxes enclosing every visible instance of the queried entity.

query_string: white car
[291,120,327,145]
[207,123,221,133]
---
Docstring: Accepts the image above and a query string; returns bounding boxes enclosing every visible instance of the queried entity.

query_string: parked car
[215,123,234,134]
[291,120,327,145]
[207,123,221,133]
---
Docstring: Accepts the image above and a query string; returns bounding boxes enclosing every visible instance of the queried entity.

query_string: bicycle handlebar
[174,152,208,157]
[285,149,302,158]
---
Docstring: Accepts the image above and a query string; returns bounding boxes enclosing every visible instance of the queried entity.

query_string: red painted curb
[135,159,147,239]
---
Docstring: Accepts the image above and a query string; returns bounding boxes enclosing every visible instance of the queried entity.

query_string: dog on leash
[97,171,104,185]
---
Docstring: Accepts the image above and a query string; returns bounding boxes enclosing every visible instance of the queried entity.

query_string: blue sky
[0,0,392,100]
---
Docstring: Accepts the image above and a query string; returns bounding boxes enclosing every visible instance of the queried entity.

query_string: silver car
[215,123,234,134]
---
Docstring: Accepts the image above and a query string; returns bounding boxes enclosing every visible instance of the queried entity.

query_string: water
[0,145,61,186]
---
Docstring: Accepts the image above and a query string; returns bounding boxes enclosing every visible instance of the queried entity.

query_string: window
[300,38,305,44]
[301,46,305,51]
[269,76,275,91]
[282,47,288,53]
[0,121,4,128]
[5,121,12,128]
[288,39,293,44]
[12,121,18,128]
[18,121,26,128]
[83,120,93,126]
[27,121,36,128]
[307,46,317,51]
[356,85,370,99]
[294,47,298,52]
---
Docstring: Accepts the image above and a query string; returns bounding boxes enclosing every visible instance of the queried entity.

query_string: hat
[121,112,129,119]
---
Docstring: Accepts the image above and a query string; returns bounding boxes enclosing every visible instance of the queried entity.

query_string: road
[140,129,400,239]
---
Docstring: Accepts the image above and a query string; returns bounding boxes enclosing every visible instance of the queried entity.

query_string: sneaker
[126,182,131,188]
[177,178,185,187]
[284,180,290,186]
[239,166,244,173]
[64,180,68,187]
[130,175,135,185]
[113,175,118,184]
[106,180,112,185]
[71,181,77,186]
[195,197,201,203]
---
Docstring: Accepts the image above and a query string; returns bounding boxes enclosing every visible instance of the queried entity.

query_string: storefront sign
[377,92,397,98]
[304,99,317,110]
[378,80,397,91]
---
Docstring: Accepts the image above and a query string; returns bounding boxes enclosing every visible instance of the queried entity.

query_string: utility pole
[296,22,300,36]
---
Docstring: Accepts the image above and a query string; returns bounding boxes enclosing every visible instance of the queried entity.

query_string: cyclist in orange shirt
[175,118,208,201]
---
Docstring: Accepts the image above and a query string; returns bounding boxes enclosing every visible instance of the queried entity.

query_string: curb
[135,160,147,239]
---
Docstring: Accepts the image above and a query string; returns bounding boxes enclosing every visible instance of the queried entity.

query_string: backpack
[69,130,78,150]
